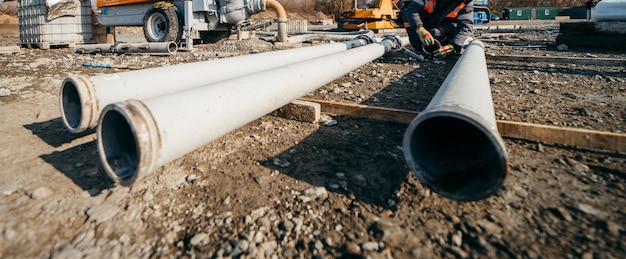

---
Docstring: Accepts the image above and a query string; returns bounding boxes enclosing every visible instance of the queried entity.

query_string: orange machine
[96,0,152,7]
[340,0,401,31]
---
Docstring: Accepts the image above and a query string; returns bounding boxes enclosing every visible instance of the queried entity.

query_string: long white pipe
[402,41,508,201]
[60,36,376,133]
[97,36,408,186]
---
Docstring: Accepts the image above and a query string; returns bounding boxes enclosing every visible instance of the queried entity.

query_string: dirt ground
[0,14,625,259]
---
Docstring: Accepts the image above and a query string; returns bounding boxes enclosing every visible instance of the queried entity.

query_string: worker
[396,0,474,58]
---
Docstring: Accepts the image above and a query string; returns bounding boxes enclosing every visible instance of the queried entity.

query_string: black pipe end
[60,79,82,130]
[99,109,139,185]
[404,115,507,201]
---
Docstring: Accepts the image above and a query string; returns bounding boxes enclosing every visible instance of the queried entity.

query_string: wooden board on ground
[486,54,626,67]
[0,45,20,54]
[299,98,626,154]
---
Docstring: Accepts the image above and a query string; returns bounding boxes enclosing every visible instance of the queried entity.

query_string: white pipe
[60,37,376,133]
[402,41,508,201]
[115,42,178,55]
[74,44,115,54]
[97,36,408,186]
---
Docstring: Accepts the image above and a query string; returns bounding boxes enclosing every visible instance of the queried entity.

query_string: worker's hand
[416,27,436,47]
[434,44,455,58]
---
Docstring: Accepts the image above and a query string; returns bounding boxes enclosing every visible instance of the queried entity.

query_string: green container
[535,7,558,20]
[503,7,558,20]
[503,8,533,20]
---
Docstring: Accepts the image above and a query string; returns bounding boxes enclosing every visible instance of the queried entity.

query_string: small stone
[565,158,590,175]
[324,120,338,127]
[488,74,498,84]
[86,204,121,224]
[596,219,622,236]
[477,219,501,234]
[582,251,594,259]
[531,89,541,94]
[260,241,278,256]
[553,207,573,222]
[447,246,468,258]
[279,219,294,233]
[30,186,53,200]
[0,88,10,96]
[344,242,361,255]
[536,143,544,152]
[222,196,231,205]
[119,234,131,245]
[81,167,99,177]
[451,231,463,247]
[575,203,607,218]
[143,191,154,201]
[272,158,291,168]
[371,218,403,242]
[299,186,328,203]
[186,174,196,182]
[189,233,208,246]
[556,44,568,51]
[361,241,379,251]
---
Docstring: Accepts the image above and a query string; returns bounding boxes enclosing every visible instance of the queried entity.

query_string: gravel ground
[0,19,625,258]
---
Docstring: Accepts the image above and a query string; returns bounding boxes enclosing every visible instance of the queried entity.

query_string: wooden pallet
[21,41,78,50]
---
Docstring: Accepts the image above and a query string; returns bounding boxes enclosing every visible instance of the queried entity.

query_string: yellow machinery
[340,0,401,31]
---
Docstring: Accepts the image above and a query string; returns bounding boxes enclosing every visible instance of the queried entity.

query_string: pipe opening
[405,115,506,201]
[167,42,177,53]
[100,109,139,184]
[61,80,82,130]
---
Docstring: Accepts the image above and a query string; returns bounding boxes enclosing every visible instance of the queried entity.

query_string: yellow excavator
[340,0,401,31]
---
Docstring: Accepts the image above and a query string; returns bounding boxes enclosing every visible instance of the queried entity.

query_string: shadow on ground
[23,117,95,147]
[261,56,455,208]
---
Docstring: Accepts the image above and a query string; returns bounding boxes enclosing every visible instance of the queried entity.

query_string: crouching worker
[397,0,474,58]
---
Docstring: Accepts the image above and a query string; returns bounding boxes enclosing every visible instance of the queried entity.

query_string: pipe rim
[59,75,97,133]
[97,100,160,186]
[403,110,507,201]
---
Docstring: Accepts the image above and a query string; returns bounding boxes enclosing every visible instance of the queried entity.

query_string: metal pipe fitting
[97,37,409,185]
[265,0,288,42]
[60,37,380,133]
[402,41,508,201]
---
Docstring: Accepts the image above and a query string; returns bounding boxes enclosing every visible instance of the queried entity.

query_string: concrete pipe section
[115,42,178,55]
[402,41,508,201]
[60,36,377,133]
[97,36,408,186]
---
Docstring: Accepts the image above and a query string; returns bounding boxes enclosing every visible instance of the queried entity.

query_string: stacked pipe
[60,36,377,133]
[96,36,408,186]
[402,41,507,201]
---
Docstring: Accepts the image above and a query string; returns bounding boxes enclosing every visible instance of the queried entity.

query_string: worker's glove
[434,44,456,58]
[416,27,436,47]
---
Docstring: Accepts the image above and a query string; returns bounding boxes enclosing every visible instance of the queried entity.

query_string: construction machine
[94,0,287,49]
[339,0,401,31]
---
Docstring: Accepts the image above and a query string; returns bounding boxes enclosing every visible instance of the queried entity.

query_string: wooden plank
[298,98,418,124]
[298,98,626,153]
[0,46,21,54]
[496,121,625,154]
[486,54,626,66]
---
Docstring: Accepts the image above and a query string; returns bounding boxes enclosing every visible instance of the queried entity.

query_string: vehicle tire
[199,31,231,44]
[143,6,183,42]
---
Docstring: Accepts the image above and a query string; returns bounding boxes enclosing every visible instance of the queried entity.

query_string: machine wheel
[143,6,182,42]
[199,31,231,44]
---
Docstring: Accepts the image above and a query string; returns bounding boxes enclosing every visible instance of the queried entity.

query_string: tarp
[46,0,80,21]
